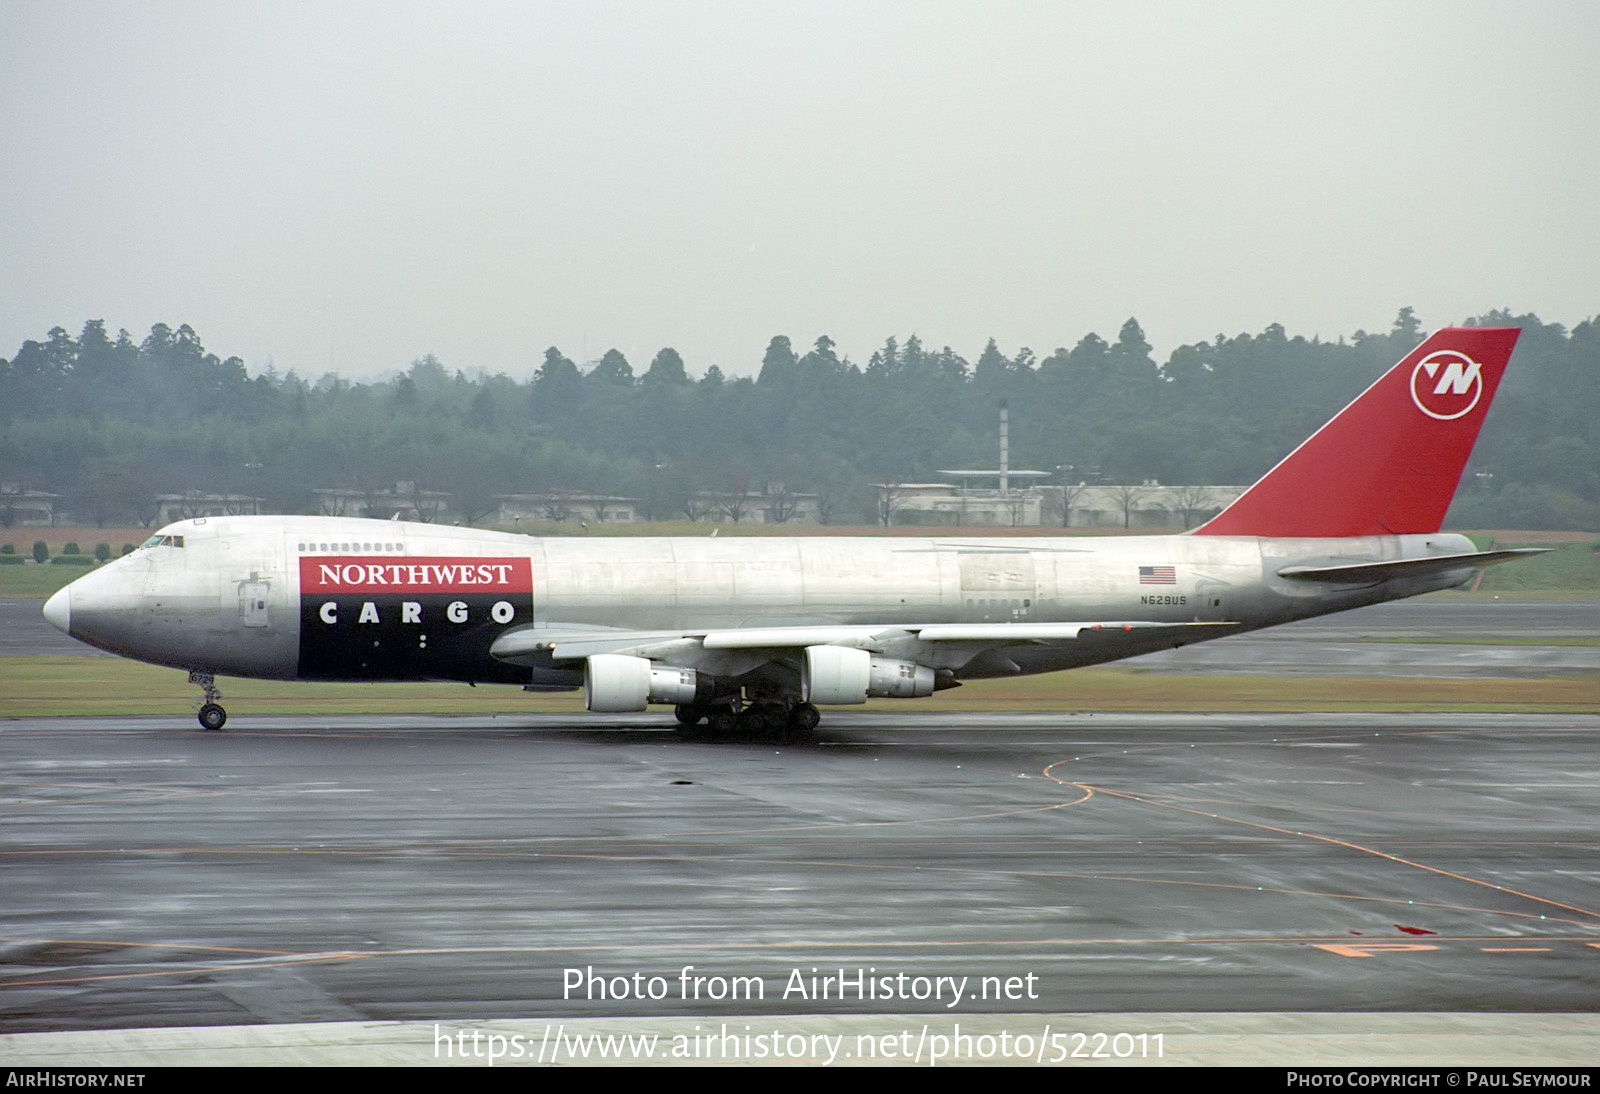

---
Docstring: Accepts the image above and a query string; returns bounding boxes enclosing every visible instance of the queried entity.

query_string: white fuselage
[51,515,1481,687]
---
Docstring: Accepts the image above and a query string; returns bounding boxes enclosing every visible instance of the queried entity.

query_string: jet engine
[584,654,700,712]
[801,645,935,704]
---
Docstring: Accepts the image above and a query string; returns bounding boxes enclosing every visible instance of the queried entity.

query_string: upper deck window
[300,541,403,553]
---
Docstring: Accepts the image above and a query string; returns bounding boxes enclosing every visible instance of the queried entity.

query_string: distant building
[874,479,1246,529]
[313,483,454,523]
[497,493,641,524]
[1039,484,1246,529]
[0,485,60,527]
[874,399,1054,526]
[874,479,1046,526]
[690,487,820,524]
[156,492,264,524]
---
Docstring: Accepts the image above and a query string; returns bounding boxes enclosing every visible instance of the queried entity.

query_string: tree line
[0,309,1594,528]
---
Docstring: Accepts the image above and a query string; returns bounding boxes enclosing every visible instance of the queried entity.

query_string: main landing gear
[190,671,227,731]
[673,699,821,738]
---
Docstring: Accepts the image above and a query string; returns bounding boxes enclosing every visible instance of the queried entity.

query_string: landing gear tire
[738,705,777,735]
[674,703,706,727]
[190,672,226,731]
[706,708,739,734]
[788,703,821,733]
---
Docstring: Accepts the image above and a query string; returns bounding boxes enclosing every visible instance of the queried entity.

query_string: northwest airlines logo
[1409,350,1484,420]
[300,556,532,594]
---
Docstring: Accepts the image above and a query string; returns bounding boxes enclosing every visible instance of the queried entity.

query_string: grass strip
[3,658,1593,718]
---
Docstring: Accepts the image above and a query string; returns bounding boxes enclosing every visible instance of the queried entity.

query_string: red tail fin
[1192,327,1520,538]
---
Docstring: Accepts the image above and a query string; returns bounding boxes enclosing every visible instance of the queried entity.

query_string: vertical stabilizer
[1192,327,1519,538]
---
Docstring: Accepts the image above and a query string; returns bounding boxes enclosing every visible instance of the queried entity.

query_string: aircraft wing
[489,619,1242,669]
[488,624,710,665]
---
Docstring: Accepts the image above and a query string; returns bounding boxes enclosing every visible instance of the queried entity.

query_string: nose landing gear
[189,671,227,731]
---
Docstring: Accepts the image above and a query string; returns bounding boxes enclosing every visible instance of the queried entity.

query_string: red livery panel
[299,556,533,594]
[1193,327,1520,538]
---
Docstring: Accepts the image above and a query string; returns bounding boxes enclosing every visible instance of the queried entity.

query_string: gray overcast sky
[2,0,1596,380]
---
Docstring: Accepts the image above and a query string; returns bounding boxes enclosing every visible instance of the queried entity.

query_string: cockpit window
[140,534,185,549]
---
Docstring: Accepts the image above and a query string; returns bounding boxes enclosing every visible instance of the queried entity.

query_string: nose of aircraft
[43,584,70,634]
[40,553,165,662]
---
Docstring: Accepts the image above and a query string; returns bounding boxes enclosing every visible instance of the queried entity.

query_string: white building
[874,479,1246,529]
[1039,483,1246,529]
[690,488,821,524]
[497,493,641,524]
[313,484,455,523]
[874,479,1047,526]
[0,485,60,527]
[156,492,265,524]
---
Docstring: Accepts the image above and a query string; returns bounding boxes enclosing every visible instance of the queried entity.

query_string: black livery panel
[298,556,534,682]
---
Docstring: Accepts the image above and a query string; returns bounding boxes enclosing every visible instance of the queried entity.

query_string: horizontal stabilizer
[1276,548,1548,584]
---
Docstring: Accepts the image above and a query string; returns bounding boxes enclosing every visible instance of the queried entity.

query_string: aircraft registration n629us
[43,327,1542,734]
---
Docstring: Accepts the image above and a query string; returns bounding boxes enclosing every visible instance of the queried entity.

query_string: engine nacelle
[802,645,871,704]
[802,646,935,704]
[868,655,936,698]
[584,654,699,712]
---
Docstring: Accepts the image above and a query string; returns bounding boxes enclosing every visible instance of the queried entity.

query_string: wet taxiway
[2,594,1596,1063]
[2,710,1595,1042]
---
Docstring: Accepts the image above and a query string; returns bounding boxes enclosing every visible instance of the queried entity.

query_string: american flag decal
[1139,565,1176,584]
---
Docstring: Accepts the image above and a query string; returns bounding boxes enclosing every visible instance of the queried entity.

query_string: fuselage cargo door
[957,550,1037,621]
[238,577,270,628]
